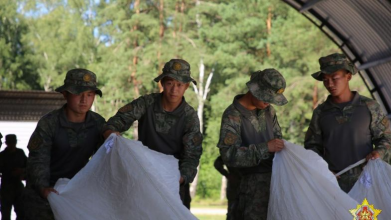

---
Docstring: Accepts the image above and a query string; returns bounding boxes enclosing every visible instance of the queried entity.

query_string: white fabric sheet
[349,158,391,218]
[268,140,358,220]
[48,135,197,220]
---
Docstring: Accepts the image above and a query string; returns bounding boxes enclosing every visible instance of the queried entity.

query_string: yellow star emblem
[350,198,381,220]
[173,62,182,71]
[83,73,92,82]
[276,88,284,94]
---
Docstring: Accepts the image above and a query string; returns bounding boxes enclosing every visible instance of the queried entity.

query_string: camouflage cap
[246,69,288,106]
[312,53,358,81]
[55,68,102,97]
[154,59,197,85]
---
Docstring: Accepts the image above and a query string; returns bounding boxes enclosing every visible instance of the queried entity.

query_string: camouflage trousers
[337,167,362,193]
[23,187,55,220]
[230,172,271,220]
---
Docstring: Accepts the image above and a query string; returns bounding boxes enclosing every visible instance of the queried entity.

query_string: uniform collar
[323,91,361,110]
[154,93,187,115]
[59,105,94,128]
[233,94,268,119]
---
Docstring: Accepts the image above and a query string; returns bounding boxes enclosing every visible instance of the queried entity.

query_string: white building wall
[0,121,38,156]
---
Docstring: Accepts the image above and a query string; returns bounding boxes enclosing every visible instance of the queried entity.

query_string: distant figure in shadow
[0,134,27,220]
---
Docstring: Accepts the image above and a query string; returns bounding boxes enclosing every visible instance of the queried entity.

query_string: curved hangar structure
[283,0,391,116]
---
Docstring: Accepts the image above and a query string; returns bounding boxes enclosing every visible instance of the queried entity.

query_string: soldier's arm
[304,108,324,156]
[179,111,203,184]
[26,118,54,194]
[367,100,391,161]
[217,110,271,168]
[103,95,149,135]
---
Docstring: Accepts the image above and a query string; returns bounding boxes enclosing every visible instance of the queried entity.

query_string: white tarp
[268,140,391,220]
[268,140,358,220]
[47,135,197,220]
[349,158,391,218]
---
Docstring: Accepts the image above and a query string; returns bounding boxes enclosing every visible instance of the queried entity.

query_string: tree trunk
[157,0,164,92]
[190,57,213,198]
[130,0,140,139]
[189,58,205,199]
[220,176,227,201]
[189,0,215,199]
[266,6,272,57]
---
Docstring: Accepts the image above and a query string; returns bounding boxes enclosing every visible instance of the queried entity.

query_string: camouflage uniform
[103,59,202,205]
[24,69,105,220]
[217,69,288,220]
[214,156,242,219]
[305,53,391,192]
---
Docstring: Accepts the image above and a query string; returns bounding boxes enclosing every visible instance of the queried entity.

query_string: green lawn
[191,199,227,220]
[195,215,226,220]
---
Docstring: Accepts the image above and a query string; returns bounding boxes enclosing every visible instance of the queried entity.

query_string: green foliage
[0,0,40,89]
[19,0,97,91]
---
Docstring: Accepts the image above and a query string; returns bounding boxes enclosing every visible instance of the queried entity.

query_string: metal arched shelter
[283,0,391,117]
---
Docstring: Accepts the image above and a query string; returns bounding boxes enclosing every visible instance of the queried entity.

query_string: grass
[195,215,226,220]
[191,199,227,220]
[191,197,227,208]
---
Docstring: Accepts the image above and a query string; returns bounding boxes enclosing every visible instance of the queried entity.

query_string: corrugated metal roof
[0,90,66,121]
[283,0,391,116]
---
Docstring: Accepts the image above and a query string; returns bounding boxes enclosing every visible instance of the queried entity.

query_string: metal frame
[282,0,391,115]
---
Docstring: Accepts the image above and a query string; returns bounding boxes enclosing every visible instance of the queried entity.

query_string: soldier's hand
[103,130,121,140]
[366,151,380,161]
[267,139,284,152]
[332,171,341,179]
[11,168,24,177]
[179,176,184,184]
[40,187,59,199]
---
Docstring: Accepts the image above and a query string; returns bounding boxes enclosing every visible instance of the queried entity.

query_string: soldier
[217,69,287,220]
[24,69,106,220]
[305,53,391,192]
[214,156,241,219]
[0,134,27,220]
[102,59,203,209]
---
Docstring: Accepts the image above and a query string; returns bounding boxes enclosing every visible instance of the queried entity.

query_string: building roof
[0,90,66,121]
[283,0,391,116]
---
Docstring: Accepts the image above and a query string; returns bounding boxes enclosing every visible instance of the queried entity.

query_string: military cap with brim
[55,68,102,97]
[246,68,288,106]
[5,134,17,144]
[154,59,197,85]
[312,53,358,81]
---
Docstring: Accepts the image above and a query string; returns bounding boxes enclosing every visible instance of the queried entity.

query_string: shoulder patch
[192,134,202,146]
[28,133,43,151]
[224,132,237,146]
[118,104,133,113]
[381,118,389,126]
